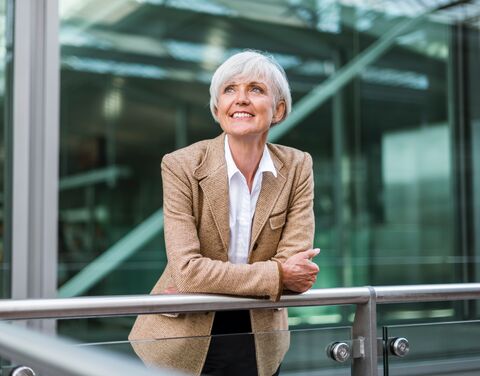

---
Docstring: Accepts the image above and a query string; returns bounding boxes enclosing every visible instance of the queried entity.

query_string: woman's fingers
[282,249,321,292]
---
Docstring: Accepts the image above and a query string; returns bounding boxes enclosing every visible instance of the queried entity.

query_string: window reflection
[57,0,478,354]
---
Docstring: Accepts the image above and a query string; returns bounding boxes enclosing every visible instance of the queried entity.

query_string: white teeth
[232,112,253,118]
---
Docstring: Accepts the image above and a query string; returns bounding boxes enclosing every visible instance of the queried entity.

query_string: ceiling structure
[59,0,479,84]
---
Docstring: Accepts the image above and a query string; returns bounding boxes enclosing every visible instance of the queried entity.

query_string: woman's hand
[281,248,320,293]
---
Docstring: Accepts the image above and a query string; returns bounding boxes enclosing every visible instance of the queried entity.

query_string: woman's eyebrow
[250,81,269,89]
[222,81,268,90]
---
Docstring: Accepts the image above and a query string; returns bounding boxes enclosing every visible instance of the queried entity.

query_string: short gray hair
[209,50,292,125]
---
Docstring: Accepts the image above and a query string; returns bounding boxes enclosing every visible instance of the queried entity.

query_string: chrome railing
[2,284,480,376]
[0,320,184,376]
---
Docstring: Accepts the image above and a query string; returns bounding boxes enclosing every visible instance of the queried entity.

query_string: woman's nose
[235,88,250,104]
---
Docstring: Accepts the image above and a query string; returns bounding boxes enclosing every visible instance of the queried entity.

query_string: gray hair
[209,50,292,125]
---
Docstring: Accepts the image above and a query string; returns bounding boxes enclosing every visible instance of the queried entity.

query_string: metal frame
[352,287,378,375]
[3,284,480,376]
[11,0,59,302]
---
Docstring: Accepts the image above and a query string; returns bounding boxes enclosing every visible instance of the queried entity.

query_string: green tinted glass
[57,0,479,342]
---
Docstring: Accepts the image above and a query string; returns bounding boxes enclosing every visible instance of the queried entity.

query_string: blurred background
[1,0,480,373]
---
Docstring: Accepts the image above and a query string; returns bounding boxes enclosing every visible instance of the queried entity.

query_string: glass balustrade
[0,316,354,375]
[0,362,10,376]
[81,325,353,376]
[383,320,480,376]
[0,365,13,376]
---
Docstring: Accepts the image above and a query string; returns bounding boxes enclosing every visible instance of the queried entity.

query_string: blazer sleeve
[161,154,282,301]
[272,152,315,264]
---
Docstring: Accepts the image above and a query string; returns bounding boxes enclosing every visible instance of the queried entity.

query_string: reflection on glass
[81,326,352,375]
[58,0,478,346]
[384,320,480,376]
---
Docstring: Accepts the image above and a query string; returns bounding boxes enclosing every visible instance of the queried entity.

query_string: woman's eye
[224,86,235,93]
[251,86,263,93]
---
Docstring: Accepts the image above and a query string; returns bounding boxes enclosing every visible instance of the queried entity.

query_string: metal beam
[59,166,131,191]
[11,0,59,304]
[268,14,426,143]
[59,208,164,297]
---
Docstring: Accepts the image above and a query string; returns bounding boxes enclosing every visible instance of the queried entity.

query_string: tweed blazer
[129,133,314,376]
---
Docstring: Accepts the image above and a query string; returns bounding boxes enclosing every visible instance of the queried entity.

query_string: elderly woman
[129,50,319,376]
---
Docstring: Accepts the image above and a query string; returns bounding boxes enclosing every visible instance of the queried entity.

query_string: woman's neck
[227,134,267,191]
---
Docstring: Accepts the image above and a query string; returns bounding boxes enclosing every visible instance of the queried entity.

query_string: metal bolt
[390,337,410,357]
[328,342,351,362]
[10,366,36,376]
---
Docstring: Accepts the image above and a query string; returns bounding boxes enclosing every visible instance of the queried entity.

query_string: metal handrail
[2,284,480,320]
[0,321,184,376]
[375,283,480,303]
[3,283,480,376]
[0,287,371,320]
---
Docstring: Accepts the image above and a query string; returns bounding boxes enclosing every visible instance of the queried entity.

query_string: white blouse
[224,135,277,264]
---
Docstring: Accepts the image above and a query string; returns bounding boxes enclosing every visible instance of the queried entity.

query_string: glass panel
[0,0,11,299]
[0,364,14,376]
[383,320,480,376]
[82,326,352,375]
[58,0,479,343]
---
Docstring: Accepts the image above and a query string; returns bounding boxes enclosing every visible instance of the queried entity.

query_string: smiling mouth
[231,112,254,119]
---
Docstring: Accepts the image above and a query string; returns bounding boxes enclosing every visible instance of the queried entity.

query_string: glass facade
[54,0,480,343]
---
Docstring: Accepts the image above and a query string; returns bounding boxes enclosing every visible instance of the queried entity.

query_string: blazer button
[252,243,258,251]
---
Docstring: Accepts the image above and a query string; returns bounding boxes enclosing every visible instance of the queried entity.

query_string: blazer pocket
[269,211,287,230]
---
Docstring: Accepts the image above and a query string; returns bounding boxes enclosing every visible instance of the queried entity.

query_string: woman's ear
[272,100,286,124]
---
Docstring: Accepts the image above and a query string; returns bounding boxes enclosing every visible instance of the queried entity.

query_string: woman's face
[215,76,285,139]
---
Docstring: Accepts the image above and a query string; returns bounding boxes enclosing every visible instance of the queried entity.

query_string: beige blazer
[129,133,314,376]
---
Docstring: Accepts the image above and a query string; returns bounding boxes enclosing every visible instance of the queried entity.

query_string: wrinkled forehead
[222,74,270,87]
[220,72,276,95]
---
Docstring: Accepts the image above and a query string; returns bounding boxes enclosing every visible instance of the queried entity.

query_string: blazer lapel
[194,136,287,256]
[195,134,230,253]
[249,146,286,253]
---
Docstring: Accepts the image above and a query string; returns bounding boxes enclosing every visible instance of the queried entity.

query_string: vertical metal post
[3,0,14,299]
[352,287,378,376]
[332,52,350,287]
[449,23,475,319]
[11,0,59,318]
[332,51,353,324]
[470,30,480,316]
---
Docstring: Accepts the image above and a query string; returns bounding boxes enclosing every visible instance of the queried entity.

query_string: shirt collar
[224,135,277,181]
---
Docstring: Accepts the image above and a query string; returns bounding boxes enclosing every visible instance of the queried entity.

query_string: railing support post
[352,286,378,376]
